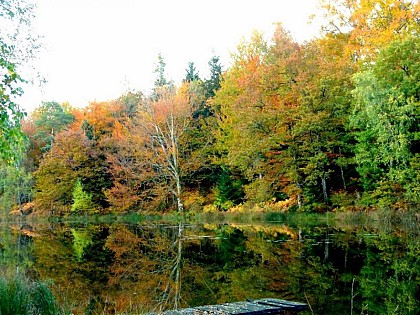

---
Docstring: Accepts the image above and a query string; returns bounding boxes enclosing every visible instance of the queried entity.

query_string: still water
[1,217,419,314]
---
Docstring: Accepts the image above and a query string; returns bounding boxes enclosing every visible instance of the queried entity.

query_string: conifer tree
[71,179,96,213]
[184,62,200,82]
[204,56,222,99]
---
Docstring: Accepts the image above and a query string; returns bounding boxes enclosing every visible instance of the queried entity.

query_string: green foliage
[405,155,420,203]
[0,45,26,163]
[0,0,40,164]
[204,55,222,99]
[71,228,94,261]
[351,72,411,184]
[213,168,245,210]
[32,101,75,152]
[71,179,97,214]
[359,234,419,315]
[0,163,33,213]
[81,119,94,140]
[184,62,200,82]
[152,53,174,100]
[0,272,65,315]
[244,178,274,204]
[212,31,272,179]
[154,53,168,88]
[350,36,419,201]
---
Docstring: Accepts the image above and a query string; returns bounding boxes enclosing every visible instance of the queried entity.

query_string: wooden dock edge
[162,298,309,314]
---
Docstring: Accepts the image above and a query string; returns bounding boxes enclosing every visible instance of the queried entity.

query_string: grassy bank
[0,272,67,315]
[191,206,419,232]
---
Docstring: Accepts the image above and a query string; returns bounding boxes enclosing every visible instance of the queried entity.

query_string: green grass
[0,272,67,315]
[191,210,332,227]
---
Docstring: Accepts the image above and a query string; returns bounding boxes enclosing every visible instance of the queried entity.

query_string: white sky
[19,0,322,112]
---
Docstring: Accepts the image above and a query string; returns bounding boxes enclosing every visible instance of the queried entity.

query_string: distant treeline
[1,0,419,215]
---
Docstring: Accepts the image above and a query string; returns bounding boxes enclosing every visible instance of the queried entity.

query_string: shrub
[71,179,98,214]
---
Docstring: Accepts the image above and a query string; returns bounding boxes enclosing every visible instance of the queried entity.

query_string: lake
[0,214,418,314]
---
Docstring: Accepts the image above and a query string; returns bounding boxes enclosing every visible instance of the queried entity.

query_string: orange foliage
[320,0,420,61]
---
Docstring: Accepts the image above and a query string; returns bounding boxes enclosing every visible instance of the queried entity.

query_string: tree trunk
[141,86,192,214]
[174,223,183,309]
[321,174,328,203]
[324,236,329,262]
[159,223,183,311]
[339,147,347,190]
[175,172,183,212]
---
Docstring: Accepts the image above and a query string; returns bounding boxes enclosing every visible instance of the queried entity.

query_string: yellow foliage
[203,204,219,213]
[183,190,205,212]
[229,223,298,240]
[226,198,298,213]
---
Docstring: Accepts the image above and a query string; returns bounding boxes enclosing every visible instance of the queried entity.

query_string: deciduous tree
[350,36,419,203]
[34,128,110,213]
[138,85,195,212]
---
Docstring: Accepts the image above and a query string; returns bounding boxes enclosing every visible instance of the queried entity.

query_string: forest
[0,0,419,216]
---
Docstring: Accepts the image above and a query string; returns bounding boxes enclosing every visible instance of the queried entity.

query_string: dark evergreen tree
[184,62,200,82]
[81,120,94,140]
[152,54,174,100]
[32,101,75,152]
[204,56,222,99]
[214,168,245,210]
[154,53,167,88]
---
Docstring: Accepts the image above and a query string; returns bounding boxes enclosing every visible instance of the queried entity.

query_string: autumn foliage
[2,0,418,215]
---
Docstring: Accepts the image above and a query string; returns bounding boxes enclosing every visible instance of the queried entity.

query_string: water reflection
[0,219,418,315]
[159,222,183,312]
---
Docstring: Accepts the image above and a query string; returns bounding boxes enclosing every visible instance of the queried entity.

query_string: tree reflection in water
[0,219,418,315]
[159,222,184,311]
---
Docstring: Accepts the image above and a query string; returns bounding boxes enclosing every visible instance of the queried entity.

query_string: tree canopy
[2,0,419,215]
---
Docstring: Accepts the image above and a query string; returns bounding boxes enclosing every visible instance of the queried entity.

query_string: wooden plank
[162,298,307,315]
[254,299,308,311]
[207,301,279,314]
